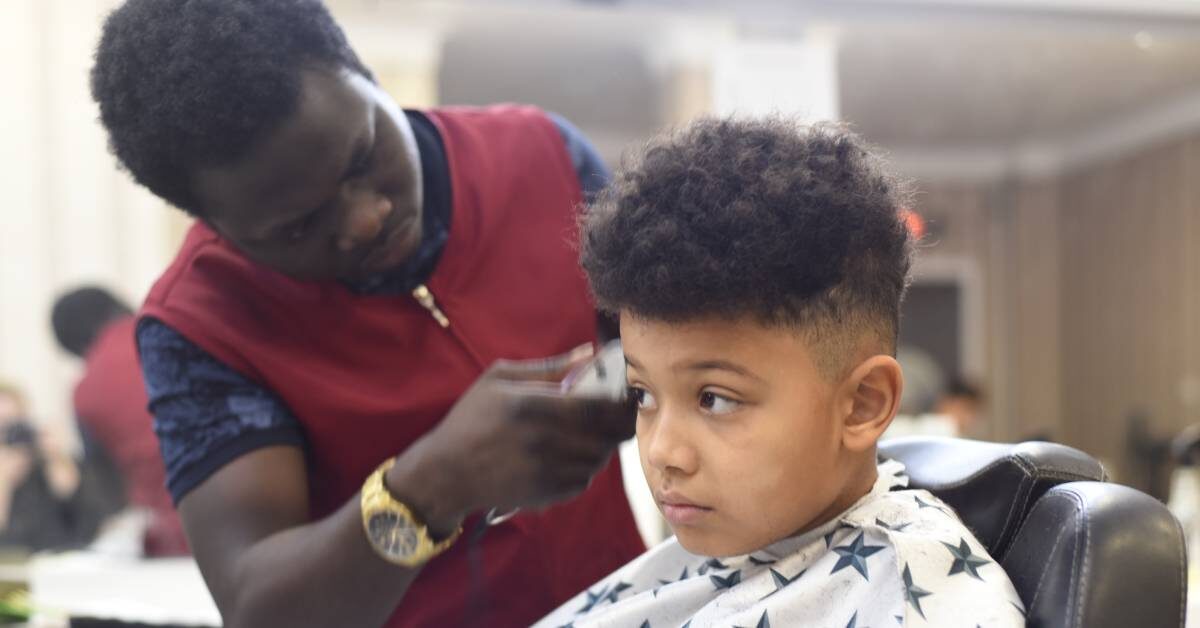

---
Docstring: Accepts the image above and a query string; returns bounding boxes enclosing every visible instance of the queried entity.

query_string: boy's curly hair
[90,0,371,215]
[582,118,913,376]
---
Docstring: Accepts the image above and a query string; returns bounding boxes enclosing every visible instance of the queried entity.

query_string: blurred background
[2,0,1200,621]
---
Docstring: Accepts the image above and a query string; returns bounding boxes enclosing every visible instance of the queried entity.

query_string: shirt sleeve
[137,318,306,504]
[548,111,612,204]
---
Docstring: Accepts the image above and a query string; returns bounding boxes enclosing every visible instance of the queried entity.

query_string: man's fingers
[489,344,595,383]
[506,389,636,442]
[572,396,638,441]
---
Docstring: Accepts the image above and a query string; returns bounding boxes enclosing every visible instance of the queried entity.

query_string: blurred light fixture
[901,208,926,240]
[1134,30,1156,50]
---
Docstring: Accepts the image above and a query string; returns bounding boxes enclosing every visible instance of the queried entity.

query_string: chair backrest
[1001,481,1187,628]
[879,436,1106,558]
[881,437,1187,628]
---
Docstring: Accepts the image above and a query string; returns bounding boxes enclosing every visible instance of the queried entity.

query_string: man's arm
[179,446,441,628]
[141,322,634,628]
[142,319,414,626]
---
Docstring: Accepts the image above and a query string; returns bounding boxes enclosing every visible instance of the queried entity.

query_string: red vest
[141,106,643,627]
[74,316,189,556]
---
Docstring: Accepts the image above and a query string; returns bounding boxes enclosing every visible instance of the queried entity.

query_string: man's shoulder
[423,103,557,132]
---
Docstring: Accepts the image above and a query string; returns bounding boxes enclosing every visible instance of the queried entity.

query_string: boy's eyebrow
[625,354,766,384]
[683,360,767,383]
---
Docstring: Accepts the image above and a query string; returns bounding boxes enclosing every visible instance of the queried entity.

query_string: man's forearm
[219,498,424,628]
[186,447,470,628]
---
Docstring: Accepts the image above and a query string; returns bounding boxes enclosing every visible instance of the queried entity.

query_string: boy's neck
[791,455,880,540]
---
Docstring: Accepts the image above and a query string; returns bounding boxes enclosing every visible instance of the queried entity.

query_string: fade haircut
[581,118,913,378]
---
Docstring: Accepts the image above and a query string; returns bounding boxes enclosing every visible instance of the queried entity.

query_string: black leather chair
[880,437,1188,628]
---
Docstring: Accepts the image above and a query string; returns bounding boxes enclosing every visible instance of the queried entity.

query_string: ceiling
[333,0,1200,157]
[838,22,1200,147]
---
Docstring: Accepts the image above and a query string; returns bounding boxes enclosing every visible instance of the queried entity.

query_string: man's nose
[336,190,393,252]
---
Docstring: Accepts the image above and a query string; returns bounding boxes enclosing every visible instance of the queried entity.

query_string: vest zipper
[411,284,450,328]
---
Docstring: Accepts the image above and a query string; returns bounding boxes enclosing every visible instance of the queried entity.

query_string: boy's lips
[656,489,713,526]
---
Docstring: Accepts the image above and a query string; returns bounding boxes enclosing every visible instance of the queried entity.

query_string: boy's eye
[629,386,657,411]
[699,391,740,415]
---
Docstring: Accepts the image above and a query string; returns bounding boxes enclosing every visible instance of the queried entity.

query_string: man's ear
[838,355,904,453]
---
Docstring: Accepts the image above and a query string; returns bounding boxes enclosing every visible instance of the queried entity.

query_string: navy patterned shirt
[139,111,611,504]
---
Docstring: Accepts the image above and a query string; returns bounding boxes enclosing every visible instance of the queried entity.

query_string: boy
[535,119,1024,627]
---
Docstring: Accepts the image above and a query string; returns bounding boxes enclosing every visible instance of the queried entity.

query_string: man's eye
[699,391,740,415]
[347,148,374,178]
[629,386,657,410]
[284,214,318,242]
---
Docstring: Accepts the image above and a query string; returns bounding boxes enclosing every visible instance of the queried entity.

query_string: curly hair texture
[90,0,372,215]
[582,118,913,376]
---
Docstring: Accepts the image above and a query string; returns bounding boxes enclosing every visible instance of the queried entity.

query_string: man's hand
[387,345,636,535]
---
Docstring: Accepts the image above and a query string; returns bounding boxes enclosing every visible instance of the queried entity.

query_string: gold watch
[360,458,462,567]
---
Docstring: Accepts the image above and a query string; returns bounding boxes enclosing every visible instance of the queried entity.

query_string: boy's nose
[643,408,698,476]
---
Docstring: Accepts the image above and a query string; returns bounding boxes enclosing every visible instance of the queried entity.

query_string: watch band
[360,458,463,567]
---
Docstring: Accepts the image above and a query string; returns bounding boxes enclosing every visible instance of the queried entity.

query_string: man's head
[92,0,424,281]
[582,118,912,557]
[51,286,133,358]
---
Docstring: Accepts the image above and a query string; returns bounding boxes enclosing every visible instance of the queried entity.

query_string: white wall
[0,0,184,426]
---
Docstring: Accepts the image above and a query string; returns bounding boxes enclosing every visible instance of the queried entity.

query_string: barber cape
[534,460,1025,628]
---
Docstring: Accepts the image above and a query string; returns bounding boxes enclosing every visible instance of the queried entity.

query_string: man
[52,286,189,556]
[90,1,643,626]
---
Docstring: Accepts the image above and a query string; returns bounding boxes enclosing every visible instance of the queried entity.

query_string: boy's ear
[838,355,904,453]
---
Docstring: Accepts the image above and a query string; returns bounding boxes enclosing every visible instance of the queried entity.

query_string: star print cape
[532,459,1025,628]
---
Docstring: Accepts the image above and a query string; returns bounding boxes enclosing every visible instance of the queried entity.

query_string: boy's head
[582,118,912,557]
[92,0,425,282]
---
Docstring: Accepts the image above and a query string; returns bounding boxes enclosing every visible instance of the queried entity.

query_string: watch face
[367,511,420,558]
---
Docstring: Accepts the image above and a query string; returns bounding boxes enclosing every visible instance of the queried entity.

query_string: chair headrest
[878,437,1106,557]
[1001,481,1187,628]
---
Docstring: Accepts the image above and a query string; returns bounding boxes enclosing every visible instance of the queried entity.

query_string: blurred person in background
[884,374,985,440]
[52,286,189,556]
[882,347,955,439]
[933,377,984,436]
[0,382,114,553]
[89,1,642,626]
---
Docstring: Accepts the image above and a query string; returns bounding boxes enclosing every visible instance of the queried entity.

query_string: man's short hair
[51,286,133,358]
[581,118,913,377]
[90,0,372,215]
